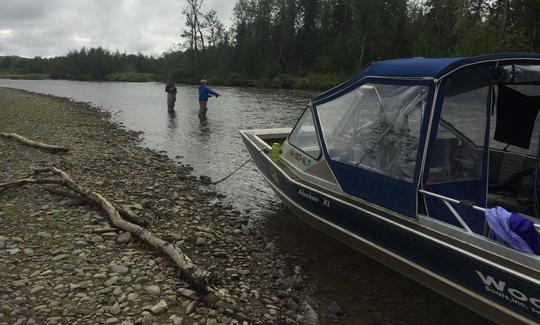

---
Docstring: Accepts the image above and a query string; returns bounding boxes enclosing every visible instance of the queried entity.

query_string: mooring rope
[211,147,269,185]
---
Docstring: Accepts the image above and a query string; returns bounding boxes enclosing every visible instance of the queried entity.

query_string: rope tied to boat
[211,147,269,185]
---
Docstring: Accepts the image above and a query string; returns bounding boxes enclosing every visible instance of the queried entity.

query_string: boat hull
[241,131,540,325]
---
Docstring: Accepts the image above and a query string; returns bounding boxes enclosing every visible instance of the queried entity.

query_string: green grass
[0,71,49,80]
[1,207,16,220]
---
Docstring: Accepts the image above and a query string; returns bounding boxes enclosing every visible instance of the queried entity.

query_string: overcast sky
[0,0,235,58]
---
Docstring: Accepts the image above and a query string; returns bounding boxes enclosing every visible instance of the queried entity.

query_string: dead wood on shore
[0,132,69,153]
[0,167,212,294]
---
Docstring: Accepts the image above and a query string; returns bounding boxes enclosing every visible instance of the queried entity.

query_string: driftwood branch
[0,132,68,153]
[0,168,210,293]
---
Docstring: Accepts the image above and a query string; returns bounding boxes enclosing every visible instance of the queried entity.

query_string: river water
[0,79,489,324]
[0,79,313,217]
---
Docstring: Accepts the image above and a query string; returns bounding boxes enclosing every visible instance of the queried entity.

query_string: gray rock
[110,264,129,274]
[74,240,89,247]
[0,241,5,249]
[52,254,68,261]
[97,287,113,294]
[116,232,132,243]
[170,315,183,325]
[127,293,139,301]
[327,301,344,316]
[106,317,119,324]
[91,235,104,243]
[185,301,196,314]
[206,319,217,325]
[93,273,107,280]
[109,303,121,315]
[150,300,168,314]
[0,262,8,273]
[113,287,123,296]
[11,237,24,244]
[286,298,298,312]
[38,232,52,239]
[145,285,161,296]
[195,237,205,246]
[23,248,34,255]
[300,302,318,325]
[12,280,26,287]
[130,203,144,210]
[105,276,118,286]
[141,312,154,325]
[7,248,21,255]
[30,286,45,294]
[178,288,197,299]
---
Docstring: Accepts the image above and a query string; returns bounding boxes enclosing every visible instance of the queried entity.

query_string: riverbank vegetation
[1,0,539,90]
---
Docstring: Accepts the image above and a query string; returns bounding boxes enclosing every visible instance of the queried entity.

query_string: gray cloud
[0,0,235,58]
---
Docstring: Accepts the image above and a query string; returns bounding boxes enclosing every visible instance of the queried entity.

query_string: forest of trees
[1,0,540,89]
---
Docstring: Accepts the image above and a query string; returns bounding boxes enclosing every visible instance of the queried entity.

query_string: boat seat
[488,150,537,216]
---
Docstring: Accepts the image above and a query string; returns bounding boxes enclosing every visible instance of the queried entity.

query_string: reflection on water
[0,79,314,217]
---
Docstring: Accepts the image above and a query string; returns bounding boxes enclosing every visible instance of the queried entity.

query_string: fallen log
[46,187,150,228]
[0,167,211,294]
[0,132,68,153]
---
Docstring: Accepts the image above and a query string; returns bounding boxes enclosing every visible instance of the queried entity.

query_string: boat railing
[419,189,540,233]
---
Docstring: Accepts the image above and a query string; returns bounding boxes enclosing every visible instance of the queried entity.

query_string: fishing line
[212,147,269,185]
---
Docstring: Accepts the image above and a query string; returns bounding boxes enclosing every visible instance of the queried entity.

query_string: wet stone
[327,301,344,316]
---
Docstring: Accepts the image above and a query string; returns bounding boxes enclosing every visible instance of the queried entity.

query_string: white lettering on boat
[298,189,319,203]
[297,189,331,208]
[476,270,539,313]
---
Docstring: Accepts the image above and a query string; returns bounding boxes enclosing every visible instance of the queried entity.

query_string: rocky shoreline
[0,88,317,325]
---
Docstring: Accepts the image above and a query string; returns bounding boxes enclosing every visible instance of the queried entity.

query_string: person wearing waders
[198,79,220,119]
[165,79,177,112]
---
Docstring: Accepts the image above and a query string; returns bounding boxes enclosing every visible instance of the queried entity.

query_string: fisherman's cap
[200,79,208,84]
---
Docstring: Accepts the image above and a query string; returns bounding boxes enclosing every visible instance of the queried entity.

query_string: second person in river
[198,79,220,119]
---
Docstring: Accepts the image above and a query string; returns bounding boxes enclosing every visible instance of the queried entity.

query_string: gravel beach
[0,87,315,325]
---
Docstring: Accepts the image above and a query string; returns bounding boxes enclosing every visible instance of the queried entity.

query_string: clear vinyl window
[317,83,429,182]
[288,108,321,159]
[427,66,491,184]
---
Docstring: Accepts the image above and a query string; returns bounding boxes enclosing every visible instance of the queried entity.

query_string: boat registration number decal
[298,189,330,207]
[289,149,312,167]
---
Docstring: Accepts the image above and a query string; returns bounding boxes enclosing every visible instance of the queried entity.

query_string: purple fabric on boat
[509,213,540,255]
[485,207,535,254]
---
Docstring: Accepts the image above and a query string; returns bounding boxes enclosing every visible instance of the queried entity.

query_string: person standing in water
[165,79,177,112]
[198,79,220,119]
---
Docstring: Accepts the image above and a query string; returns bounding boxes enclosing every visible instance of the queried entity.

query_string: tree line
[1,0,539,89]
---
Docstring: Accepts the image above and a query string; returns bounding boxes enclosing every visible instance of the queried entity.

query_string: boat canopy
[306,53,540,230]
[313,53,540,105]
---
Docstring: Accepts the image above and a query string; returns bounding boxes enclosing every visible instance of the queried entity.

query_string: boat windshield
[289,107,321,159]
[316,83,428,182]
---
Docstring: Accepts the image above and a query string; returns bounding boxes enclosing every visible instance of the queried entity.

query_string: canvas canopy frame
[308,53,540,233]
